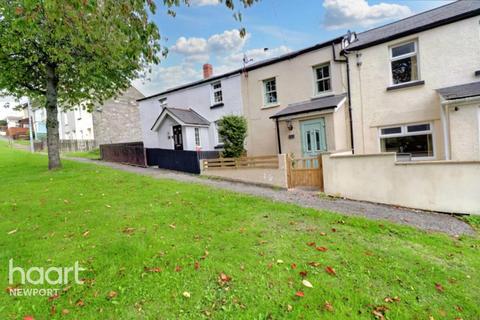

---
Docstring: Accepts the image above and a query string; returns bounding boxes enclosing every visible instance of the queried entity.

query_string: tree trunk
[46,64,62,170]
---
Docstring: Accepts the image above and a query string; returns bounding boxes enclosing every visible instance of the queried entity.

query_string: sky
[1,0,452,119]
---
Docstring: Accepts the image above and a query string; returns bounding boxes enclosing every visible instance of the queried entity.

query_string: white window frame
[159,97,168,108]
[313,63,332,96]
[389,40,420,86]
[211,81,223,105]
[194,127,201,147]
[262,77,278,107]
[214,121,224,146]
[378,122,434,159]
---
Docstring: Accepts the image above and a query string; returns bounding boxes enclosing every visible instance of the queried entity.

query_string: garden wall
[322,153,480,215]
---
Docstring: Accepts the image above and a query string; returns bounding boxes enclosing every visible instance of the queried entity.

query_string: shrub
[217,115,247,158]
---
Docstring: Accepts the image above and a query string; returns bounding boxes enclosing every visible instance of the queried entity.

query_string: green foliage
[0,142,479,319]
[217,115,247,158]
[0,119,7,126]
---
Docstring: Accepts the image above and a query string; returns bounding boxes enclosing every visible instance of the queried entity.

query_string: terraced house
[345,0,480,161]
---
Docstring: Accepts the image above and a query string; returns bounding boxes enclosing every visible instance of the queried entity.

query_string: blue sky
[134,0,452,96]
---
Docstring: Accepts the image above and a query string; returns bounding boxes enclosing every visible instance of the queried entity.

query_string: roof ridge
[356,0,461,36]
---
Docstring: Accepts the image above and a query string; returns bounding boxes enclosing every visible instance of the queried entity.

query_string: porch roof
[270,93,347,119]
[151,107,210,130]
[437,81,480,101]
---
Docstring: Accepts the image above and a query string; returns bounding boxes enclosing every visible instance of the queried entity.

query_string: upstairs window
[159,97,168,108]
[314,63,331,95]
[263,78,278,106]
[379,123,433,159]
[212,81,223,104]
[390,41,419,85]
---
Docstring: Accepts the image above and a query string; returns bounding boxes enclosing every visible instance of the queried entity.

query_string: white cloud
[207,29,249,52]
[323,0,412,29]
[190,0,219,6]
[171,36,208,55]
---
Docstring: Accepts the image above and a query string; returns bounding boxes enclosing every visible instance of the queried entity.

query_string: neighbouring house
[32,108,47,139]
[345,0,480,161]
[138,64,243,151]
[92,86,144,145]
[241,37,352,158]
[58,107,94,140]
[5,115,30,138]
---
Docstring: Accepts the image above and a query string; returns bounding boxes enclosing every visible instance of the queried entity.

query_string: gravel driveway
[69,157,475,236]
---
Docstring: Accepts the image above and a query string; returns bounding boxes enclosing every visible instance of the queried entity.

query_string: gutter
[333,42,355,154]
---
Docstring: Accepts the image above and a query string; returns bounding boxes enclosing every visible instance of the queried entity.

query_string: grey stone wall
[92,86,145,145]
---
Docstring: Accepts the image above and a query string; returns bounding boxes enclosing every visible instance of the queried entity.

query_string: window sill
[210,103,224,109]
[261,103,280,109]
[311,92,334,100]
[386,80,425,91]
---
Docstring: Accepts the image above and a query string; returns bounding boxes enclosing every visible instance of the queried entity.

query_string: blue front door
[301,118,327,158]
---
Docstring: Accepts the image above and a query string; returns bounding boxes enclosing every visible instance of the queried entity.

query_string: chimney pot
[203,63,213,79]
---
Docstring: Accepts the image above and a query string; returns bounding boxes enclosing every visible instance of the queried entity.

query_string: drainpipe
[440,102,451,160]
[332,42,355,154]
[275,117,282,154]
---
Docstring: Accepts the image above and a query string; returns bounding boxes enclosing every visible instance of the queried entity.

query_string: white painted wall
[347,16,480,159]
[58,108,94,140]
[139,73,243,150]
[323,153,480,215]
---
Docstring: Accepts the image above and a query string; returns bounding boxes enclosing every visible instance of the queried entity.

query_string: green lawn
[0,142,478,319]
[63,148,101,160]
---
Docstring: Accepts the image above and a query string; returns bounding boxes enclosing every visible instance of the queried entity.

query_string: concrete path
[67,157,475,236]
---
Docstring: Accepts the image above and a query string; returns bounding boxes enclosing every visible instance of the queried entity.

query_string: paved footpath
[67,157,475,236]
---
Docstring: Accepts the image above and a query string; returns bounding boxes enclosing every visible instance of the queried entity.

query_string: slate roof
[437,81,480,100]
[138,36,344,102]
[151,107,210,130]
[347,0,480,51]
[270,93,347,119]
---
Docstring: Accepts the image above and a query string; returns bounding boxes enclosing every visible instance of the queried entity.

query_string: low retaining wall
[201,154,288,188]
[322,153,480,215]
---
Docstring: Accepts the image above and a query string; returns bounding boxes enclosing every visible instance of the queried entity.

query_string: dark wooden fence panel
[146,149,220,174]
[100,142,146,167]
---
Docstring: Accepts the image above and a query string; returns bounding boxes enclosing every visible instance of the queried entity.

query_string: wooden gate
[287,156,324,190]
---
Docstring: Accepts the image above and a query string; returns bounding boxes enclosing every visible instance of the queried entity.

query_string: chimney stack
[203,63,213,79]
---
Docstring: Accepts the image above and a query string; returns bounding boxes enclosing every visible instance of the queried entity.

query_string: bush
[217,115,247,158]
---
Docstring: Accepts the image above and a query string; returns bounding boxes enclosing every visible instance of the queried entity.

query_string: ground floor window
[194,127,201,146]
[379,123,434,159]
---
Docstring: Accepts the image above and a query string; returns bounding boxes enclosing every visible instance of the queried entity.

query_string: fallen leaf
[82,230,90,237]
[291,263,297,269]
[287,304,293,312]
[174,265,182,272]
[75,299,85,307]
[295,291,304,297]
[122,227,135,235]
[316,246,328,252]
[48,293,60,301]
[455,305,463,312]
[319,232,327,236]
[23,316,35,320]
[219,272,231,284]
[302,279,313,288]
[194,261,200,270]
[105,204,111,208]
[307,262,321,267]
[277,259,284,264]
[62,309,70,315]
[331,228,337,232]
[299,270,308,278]
[306,242,316,247]
[200,250,209,260]
[324,301,334,312]
[384,296,400,303]
[50,305,56,315]
[169,223,176,229]
[325,266,336,276]
[182,291,191,298]
[107,291,117,300]
[7,229,17,235]
[63,199,69,204]
[144,267,162,273]
[435,283,444,293]
[372,306,389,320]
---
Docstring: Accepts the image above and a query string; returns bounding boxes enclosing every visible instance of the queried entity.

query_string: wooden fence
[287,155,324,190]
[100,142,146,167]
[203,155,279,169]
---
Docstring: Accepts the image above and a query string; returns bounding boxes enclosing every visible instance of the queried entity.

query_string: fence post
[286,155,292,189]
